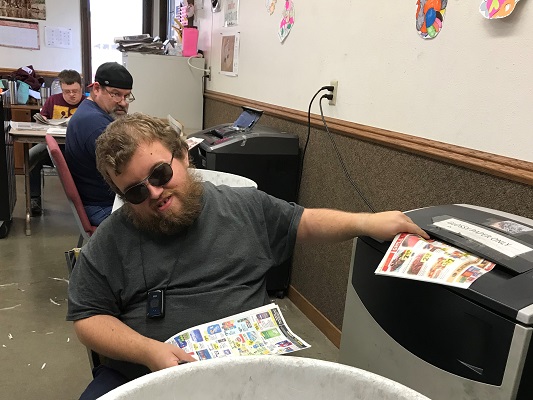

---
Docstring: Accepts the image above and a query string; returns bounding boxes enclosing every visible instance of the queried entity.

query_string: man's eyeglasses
[103,87,135,103]
[122,155,174,204]
[62,89,81,95]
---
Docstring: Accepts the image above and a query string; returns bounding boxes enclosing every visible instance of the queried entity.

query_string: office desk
[9,126,66,236]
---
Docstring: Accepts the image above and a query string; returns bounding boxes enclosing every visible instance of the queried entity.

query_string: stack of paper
[33,113,70,126]
[46,127,67,135]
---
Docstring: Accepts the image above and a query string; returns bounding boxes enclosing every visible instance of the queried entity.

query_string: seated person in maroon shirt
[30,69,86,216]
[40,69,86,120]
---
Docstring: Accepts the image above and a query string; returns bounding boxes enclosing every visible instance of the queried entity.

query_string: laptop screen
[233,108,262,130]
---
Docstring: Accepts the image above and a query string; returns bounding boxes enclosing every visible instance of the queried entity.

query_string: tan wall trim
[205,90,533,186]
[0,68,60,79]
[287,285,341,348]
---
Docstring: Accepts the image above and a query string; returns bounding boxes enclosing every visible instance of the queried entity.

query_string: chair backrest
[45,134,97,246]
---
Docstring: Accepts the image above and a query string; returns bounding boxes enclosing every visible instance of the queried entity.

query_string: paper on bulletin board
[220,32,240,76]
[224,0,239,27]
[45,26,73,48]
[0,18,39,50]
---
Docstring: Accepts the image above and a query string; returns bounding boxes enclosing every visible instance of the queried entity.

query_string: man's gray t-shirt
[67,182,303,379]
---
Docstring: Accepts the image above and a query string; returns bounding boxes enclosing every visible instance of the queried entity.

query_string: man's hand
[357,211,429,241]
[144,341,197,372]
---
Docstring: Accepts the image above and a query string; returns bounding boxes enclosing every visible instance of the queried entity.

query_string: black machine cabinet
[0,96,15,238]
[340,204,533,400]
[189,124,300,297]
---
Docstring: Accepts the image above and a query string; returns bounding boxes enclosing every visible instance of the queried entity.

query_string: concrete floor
[0,175,338,400]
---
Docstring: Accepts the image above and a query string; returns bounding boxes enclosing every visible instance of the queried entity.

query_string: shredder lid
[398,204,533,324]
[406,204,533,274]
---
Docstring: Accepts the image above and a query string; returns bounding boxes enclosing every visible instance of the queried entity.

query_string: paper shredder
[339,204,533,400]
[188,124,300,297]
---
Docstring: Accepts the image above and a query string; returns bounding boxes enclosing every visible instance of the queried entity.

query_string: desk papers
[166,303,310,361]
[10,121,48,131]
[375,233,496,289]
[10,121,66,136]
[46,127,67,135]
[33,113,70,126]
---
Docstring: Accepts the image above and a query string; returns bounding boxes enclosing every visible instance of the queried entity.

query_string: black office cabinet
[189,124,300,297]
[0,97,16,238]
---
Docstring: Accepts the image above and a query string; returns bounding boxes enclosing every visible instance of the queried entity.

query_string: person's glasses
[62,89,81,95]
[122,156,174,204]
[103,87,135,103]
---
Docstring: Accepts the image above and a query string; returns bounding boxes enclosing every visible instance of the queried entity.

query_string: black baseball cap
[91,62,133,89]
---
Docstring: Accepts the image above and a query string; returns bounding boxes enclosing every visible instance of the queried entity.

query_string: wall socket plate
[329,80,338,106]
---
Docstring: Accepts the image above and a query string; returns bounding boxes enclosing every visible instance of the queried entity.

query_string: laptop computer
[212,107,263,138]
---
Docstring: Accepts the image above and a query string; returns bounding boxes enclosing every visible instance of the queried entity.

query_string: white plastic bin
[98,356,431,400]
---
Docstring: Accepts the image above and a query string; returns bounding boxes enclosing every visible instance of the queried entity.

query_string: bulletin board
[0,18,39,50]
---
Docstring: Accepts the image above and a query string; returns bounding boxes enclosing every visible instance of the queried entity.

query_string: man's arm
[74,315,196,371]
[296,209,429,243]
[40,97,53,119]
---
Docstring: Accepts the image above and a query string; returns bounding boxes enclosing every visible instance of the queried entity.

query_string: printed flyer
[375,233,496,288]
[166,303,310,360]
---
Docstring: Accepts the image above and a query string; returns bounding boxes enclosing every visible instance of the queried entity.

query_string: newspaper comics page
[375,233,496,289]
[166,303,310,361]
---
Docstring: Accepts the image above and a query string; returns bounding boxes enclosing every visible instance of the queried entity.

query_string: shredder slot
[425,225,532,275]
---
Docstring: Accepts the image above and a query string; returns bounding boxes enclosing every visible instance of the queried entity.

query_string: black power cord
[317,94,376,213]
[297,86,333,197]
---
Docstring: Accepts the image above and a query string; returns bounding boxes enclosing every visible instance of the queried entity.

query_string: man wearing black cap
[65,62,134,226]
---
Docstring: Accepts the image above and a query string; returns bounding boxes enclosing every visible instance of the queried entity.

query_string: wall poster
[0,18,39,50]
[0,0,46,20]
[220,32,240,76]
[44,26,73,49]
[224,0,239,27]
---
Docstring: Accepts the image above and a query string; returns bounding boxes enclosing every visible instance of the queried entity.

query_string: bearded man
[65,62,134,225]
[67,113,428,399]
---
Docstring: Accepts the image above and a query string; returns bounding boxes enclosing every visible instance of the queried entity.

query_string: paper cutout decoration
[480,0,520,19]
[266,0,277,15]
[416,0,448,39]
[278,0,294,43]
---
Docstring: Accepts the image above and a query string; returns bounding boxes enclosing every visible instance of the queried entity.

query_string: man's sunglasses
[122,155,174,204]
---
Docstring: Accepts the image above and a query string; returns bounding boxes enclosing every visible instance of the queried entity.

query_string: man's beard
[109,110,128,120]
[110,106,128,119]
[122,173,204,235]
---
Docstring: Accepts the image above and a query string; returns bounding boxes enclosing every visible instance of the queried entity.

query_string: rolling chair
[47,134,102,369]
[45,134,97,248]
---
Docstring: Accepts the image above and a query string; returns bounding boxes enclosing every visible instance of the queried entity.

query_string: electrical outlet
[329,80,338,106]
